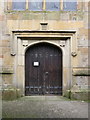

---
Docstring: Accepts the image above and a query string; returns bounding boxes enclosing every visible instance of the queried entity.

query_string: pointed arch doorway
[25,42,62,95]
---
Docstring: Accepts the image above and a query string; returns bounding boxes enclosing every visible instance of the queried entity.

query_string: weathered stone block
[71,91,89,101]
[3,53,14,67]
[2,88,21,100]
[78,54,88,67]
[2,89,17,100]
[2,47,10,54]
[2,74,13,85]
[60,13,69,21]
[63,90,71,99]
[78,38,88,46]
[78,48,88,54]
[2,40,10,47]
[64,89,89,101]
[76,77,88,89]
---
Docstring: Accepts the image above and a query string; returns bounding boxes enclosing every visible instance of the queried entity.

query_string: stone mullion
[7,0,12,10]
[77,0,83,11]
[43,0,46,11]
[61,0,63,11]
[4,0,7,11]
[26,0,29,10]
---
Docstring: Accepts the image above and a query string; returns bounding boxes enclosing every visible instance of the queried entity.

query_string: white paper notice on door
[33,62,39,66]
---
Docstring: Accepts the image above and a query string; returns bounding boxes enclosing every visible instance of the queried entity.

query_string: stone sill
[5,10,83,14]
[72,68,90,76]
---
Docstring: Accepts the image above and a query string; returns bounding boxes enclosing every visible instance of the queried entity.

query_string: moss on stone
[71,91,89,101]
[64,89,90,101]
[73,69,90,76]
[63,90,71,99]
[2,87,22,101]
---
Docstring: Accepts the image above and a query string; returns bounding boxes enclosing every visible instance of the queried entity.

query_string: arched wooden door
[25,43,62,95]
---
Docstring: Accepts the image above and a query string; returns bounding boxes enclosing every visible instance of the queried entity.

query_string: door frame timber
[11,30,77,96]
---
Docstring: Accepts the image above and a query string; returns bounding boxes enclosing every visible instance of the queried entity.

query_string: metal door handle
[45,72,48,74]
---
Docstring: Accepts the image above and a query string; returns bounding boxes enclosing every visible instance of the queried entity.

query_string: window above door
[46,0,60,11]
[12,0,26,10]
[8,0,78,11]
[63,0,77,11]
[28,0,43,11]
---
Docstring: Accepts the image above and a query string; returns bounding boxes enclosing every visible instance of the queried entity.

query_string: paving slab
[2,96,88,118]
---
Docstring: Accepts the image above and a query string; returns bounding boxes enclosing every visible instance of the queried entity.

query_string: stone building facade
[0,0,89,100]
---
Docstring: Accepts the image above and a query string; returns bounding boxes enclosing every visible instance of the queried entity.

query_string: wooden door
[25,43,62,95]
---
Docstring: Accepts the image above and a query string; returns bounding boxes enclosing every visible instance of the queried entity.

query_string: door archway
[25,42,62,95]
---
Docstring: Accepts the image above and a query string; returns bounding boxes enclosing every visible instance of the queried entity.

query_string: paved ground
[2,96,88,118]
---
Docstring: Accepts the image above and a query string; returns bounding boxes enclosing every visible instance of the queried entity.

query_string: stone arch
[25,41,63,55]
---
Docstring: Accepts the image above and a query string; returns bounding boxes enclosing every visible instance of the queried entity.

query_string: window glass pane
[46,0,60,11]
[12,0,26,10]
[63,0,77,11]
[28,0,43,11]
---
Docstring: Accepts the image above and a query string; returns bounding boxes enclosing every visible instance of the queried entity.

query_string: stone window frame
[6,0,82,11]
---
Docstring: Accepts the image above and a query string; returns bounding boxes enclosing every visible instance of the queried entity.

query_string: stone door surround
[11,30,77,95]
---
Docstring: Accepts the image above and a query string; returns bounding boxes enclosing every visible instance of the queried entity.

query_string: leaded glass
[12,0,26,10]
[28,0,43,11]
[63,0,77,11]
[46,0,60,11]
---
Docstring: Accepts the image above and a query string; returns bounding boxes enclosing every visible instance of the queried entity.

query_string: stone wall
[0,1,89,100]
